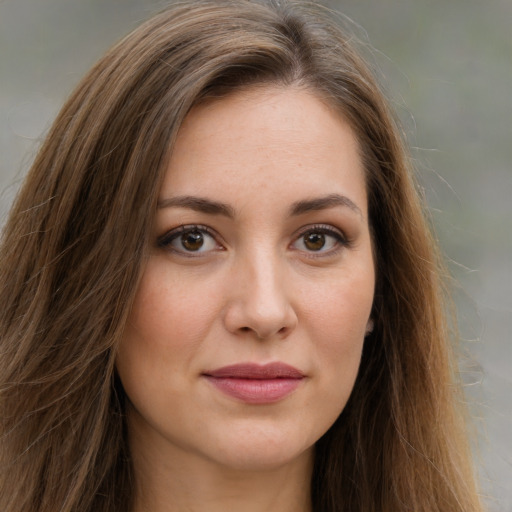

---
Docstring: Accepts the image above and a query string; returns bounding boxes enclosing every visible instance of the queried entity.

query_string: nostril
[237,325,289,339]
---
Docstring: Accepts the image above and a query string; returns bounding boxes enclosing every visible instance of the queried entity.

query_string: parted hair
[0,1,482,511]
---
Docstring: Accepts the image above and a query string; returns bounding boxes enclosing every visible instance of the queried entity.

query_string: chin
[200,422,316,473]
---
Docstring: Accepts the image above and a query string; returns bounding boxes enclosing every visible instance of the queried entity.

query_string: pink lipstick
[203,362,304,404]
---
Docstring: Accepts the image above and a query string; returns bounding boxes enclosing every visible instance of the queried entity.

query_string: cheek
[302,268,374,344]
[116,263,224,405]
[126,261,221,355]
[312,301,366,380]
[300,266,374,397]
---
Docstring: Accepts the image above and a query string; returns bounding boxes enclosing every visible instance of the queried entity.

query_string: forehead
[160,86,367,213]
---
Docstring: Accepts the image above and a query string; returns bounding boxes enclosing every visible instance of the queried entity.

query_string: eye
[291,225,347,254]
[158,225,222,255]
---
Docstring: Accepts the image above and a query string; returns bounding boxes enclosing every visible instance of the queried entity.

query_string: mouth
[202,362,305,404]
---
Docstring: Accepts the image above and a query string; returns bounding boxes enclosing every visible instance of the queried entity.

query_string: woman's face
[117,86,375,473]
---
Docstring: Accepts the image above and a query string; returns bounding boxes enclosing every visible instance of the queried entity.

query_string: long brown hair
[0,1,482,511]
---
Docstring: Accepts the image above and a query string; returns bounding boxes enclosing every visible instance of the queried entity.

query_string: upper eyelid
[292,223,348,241]
[157,223,349,251]
[157,224,222,248]
[289,224,351,256]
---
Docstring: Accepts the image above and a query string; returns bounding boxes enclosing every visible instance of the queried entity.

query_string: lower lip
[204,376,302,404]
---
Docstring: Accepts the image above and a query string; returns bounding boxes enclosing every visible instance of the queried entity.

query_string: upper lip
[203,362,304,379]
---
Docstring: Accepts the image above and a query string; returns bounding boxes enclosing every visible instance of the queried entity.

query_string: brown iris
[181,230,204,251]
[303,232,325,251]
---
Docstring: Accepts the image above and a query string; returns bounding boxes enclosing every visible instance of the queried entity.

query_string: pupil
[304,232,325,250]
[182,231,204,251]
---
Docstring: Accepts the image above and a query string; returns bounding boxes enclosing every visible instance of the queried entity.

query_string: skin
[116,86,376,512]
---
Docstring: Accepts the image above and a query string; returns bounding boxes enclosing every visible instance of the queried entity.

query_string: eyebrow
[157,195,235,218]
[157,192,362,219]
[289,193,363,218]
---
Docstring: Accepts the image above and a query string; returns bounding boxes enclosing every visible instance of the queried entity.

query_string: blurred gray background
[1,0,510,509]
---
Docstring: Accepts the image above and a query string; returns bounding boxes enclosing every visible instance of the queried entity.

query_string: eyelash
[157,224,222,257]
[292,224,350,257]
[157,223,350,257]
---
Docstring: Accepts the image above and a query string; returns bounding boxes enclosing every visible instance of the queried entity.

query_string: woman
[0,1,483,511]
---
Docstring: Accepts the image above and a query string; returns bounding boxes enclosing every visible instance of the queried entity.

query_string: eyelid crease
[293,223,349,244]
[157,223,352,260]
[157,224,224,254]
[290,223,352,258]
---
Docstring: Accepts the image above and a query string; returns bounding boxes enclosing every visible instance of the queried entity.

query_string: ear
[365,318,374,336]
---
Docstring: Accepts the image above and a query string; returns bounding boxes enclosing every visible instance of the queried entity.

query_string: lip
[202,362,305,404]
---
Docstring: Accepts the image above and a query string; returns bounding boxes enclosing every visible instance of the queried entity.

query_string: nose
[223,251,298,340]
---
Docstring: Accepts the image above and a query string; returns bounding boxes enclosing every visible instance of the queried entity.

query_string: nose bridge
[224,243,297,339]
[248,246,285,309]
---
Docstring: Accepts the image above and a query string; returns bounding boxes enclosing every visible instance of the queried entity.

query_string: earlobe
[365,318,374,336]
